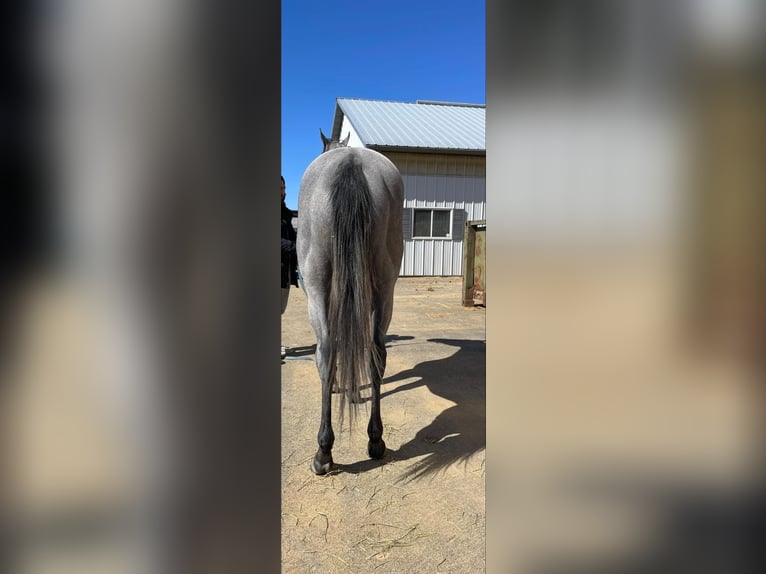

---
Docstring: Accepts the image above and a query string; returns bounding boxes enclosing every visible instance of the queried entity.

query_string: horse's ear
[320,128,330,148]
[340,132,350,147]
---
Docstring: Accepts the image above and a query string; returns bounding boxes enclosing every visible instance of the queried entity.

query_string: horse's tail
[328,156,380,428]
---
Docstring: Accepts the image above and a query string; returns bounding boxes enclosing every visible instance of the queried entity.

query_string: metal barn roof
[330,98,485,154]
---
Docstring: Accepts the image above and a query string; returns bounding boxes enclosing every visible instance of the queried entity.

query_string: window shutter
[402,208,413,240]
[452,209,466,241]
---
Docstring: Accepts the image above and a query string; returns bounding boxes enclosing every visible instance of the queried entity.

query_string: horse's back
[297,147,403,276]
[299,147,403,219]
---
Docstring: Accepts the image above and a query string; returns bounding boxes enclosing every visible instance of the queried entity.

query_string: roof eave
[367,144,485,156]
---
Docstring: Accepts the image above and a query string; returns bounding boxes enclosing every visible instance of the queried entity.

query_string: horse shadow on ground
[284,334,414,361]
[383,334,416,346]
[336,338,485,482]
[283,344,316,359]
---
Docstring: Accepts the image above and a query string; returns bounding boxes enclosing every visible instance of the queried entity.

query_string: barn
[329,98,485,277]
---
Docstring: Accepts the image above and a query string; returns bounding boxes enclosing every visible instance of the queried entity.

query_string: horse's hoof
[368,439,386,460]
[312,453,333,475]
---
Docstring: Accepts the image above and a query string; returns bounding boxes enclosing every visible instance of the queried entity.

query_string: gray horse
[297,130,404,475]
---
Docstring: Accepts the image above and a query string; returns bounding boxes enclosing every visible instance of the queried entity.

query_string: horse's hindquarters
[297,146,404,473]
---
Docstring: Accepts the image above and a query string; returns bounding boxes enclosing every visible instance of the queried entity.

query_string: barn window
[413,209,452,238]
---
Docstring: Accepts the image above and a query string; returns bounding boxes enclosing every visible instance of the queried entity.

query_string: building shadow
[380,338,486,482]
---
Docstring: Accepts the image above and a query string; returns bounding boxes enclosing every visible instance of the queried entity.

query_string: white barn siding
[339,116,365,148]
[383,152,486,276]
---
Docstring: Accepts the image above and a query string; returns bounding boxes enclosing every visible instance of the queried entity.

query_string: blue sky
[282,0,485,208]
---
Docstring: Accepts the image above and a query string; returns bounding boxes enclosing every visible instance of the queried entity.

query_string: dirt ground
[280,277,486,573]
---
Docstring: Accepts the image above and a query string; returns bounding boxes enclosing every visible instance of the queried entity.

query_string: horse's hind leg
[367,287,394,460]
[313,347,335,475]
[309,299,335,475]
